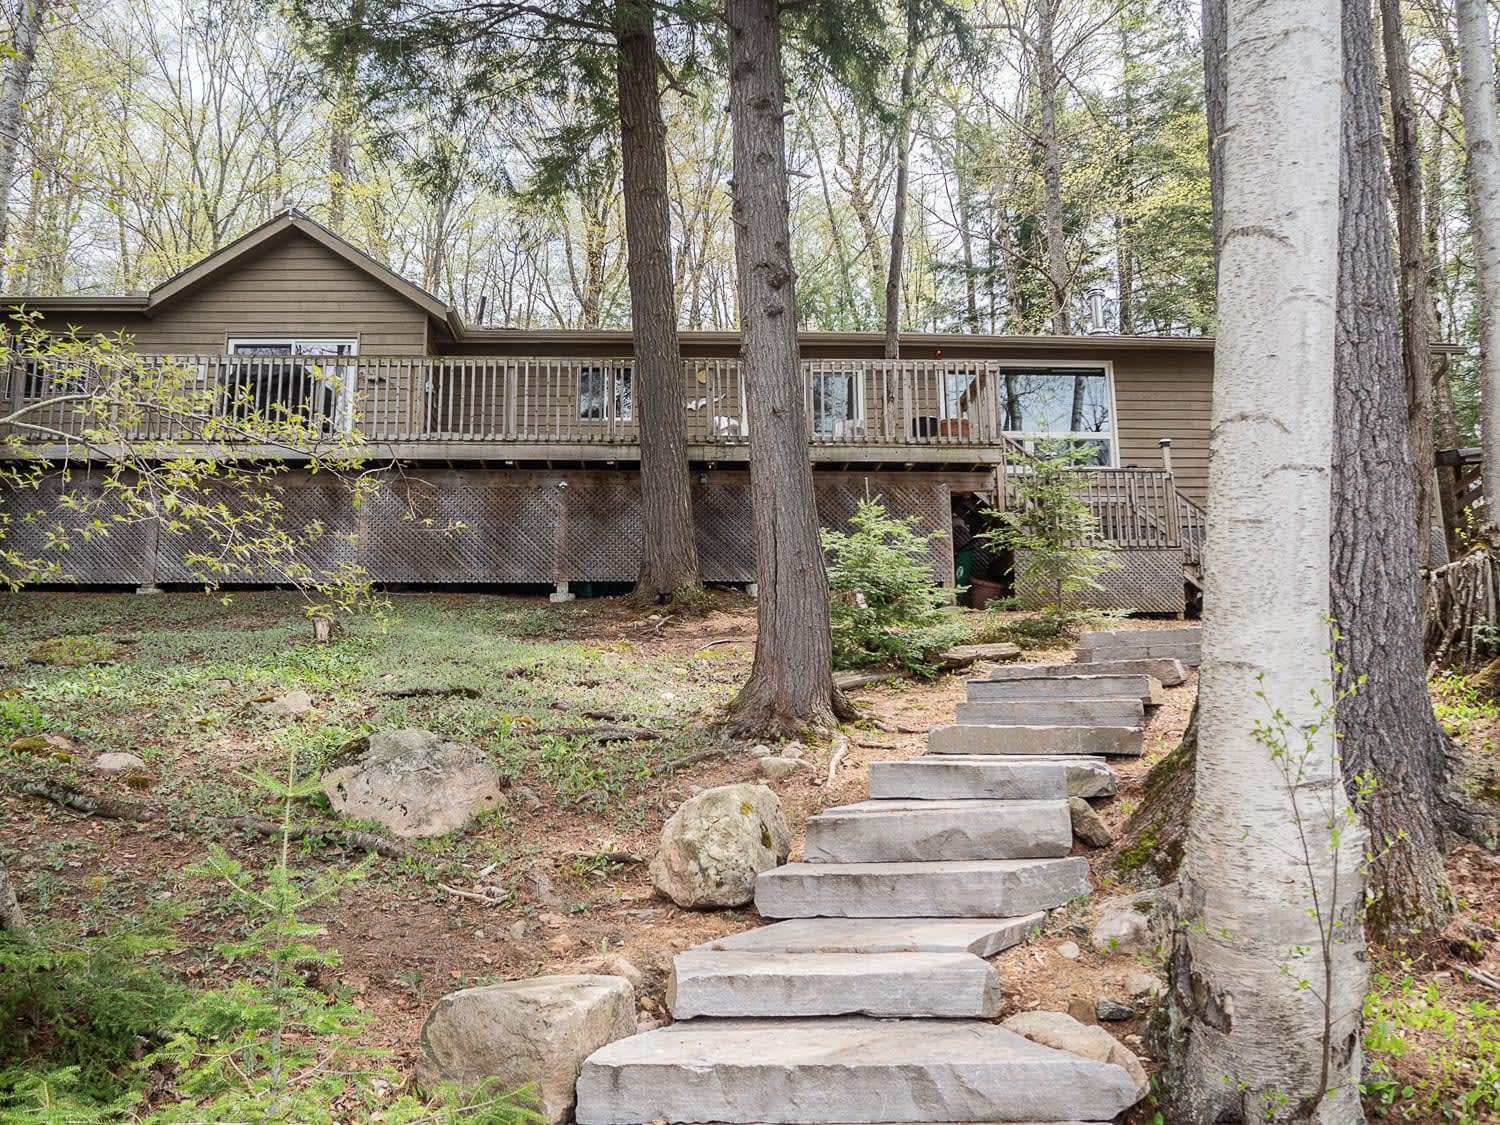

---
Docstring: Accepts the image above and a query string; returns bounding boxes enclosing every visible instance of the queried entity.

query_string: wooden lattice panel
[1015,547,1185,615]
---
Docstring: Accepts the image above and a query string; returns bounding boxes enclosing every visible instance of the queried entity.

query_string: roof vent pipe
[1087,288,1110,335]
[476,294,489,325]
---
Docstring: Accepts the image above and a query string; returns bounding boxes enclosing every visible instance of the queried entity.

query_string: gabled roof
[0,209,464,334]
[146,209,459,330]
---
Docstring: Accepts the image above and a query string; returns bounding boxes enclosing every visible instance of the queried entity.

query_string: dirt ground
[2,592,1496,1123]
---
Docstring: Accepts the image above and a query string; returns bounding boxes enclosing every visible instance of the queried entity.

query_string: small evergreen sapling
[821,496,968,675]
[981,441,1118,614]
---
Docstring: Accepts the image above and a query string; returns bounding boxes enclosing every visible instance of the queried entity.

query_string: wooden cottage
[0,211,1212,612]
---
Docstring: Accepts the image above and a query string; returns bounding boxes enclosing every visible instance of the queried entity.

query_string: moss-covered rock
[26,635,123,667]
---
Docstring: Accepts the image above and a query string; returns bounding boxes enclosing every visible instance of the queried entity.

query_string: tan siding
[26,234,429,355]
[1111,352,1213,504]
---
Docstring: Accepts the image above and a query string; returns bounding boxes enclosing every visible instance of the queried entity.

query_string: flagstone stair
[573,635,1196,1124]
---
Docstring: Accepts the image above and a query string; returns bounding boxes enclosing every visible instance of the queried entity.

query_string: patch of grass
[1364,968,1500,1121]
[25,635,124,668]
[1431,672,1500,742]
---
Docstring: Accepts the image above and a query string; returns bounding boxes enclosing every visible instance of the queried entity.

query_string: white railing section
[3,354,1030,452]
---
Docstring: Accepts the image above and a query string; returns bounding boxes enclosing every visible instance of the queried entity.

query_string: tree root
[12,775,425,862]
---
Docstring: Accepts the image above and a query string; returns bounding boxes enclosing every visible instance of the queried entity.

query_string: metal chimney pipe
[1159,437,1174,474]
[476,294,489,325]
[1087,288,1109,334]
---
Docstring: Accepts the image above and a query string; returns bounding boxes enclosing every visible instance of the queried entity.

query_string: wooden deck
[1,353,1021,468]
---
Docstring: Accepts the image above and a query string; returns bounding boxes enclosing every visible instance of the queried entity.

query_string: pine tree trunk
[1163,0,1367,1113]
[1380,0,1445,568]
[0,0,46,276]
[0,862,29,940]
[1456,0,1500,525]
[1036,0,1070,335]
[1332,0,1454,937]
[616,0,702,603]
[724,0,846,737]
[883,2,919,360]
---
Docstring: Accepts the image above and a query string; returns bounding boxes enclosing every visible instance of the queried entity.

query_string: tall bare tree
[1164,0,1367,1116]
[1456,0,1500,523]
[724,0,850,736]
[1332,0,1455,936]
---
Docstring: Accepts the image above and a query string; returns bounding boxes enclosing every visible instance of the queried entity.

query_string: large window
[225,338,357,431]
[578,365,633,422]
[810,371,865,437]
[999,365,1116,466]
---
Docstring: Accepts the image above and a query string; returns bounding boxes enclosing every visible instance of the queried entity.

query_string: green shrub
[822,497,968,676]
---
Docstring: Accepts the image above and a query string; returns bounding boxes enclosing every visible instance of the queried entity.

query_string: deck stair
[574,640,1176,1124]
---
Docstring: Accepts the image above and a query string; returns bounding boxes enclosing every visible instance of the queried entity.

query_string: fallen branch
[546,725,663,743]
[376,686,481,700]
[1455,963,1500,992]
[568,850,645,865]
[437,882,511,905]
[652,745,734,775]
[695,637,750,653]
[13,776,424,862]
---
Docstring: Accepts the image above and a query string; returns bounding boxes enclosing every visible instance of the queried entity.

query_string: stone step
[989,657,1189,687]
[966,673,1163,707]
[1076,630,1201,667]
[872,756,1114,800]
[868,757,1067,801]
[574,1017,1139,1124]
[953,698,1145,729]
[803,799,1072,863]
[755,857,1090,919]
[928,724,1143,757]
[668,950,1002,1019]
[698,914,1044,957]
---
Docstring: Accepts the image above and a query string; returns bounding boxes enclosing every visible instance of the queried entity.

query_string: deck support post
[549,582,575,603]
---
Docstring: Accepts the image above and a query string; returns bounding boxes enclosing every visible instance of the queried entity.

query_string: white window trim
[810,369,867,438]
[995,359,1119,468]
[225,337,359,432]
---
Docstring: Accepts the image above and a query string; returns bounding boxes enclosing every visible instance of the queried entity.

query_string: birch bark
[1164,0,1368,1114]
[1456,0,1500,524]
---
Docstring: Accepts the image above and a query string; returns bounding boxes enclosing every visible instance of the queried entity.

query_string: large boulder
[1001,1010,1149,1102]
[649,783,791,909]
[320,729,506,838]
[416,975,635,1124]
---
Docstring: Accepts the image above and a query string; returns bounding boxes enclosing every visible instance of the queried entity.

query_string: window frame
[576,363,634,423]
[224,337,359,432]
[995,360,1120,467]
[808,369,867,438]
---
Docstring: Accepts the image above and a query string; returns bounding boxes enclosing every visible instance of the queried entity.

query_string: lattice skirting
[1,468,954,588]
[1015,547,1186,615]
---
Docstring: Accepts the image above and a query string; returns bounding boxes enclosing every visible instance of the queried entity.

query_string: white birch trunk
[0,0,45,273]
[1456,0,1500,526]
[1166,0,1368,1116]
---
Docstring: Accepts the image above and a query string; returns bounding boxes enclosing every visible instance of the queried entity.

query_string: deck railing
[1005,466,1191,552]
[2,353,1027,454]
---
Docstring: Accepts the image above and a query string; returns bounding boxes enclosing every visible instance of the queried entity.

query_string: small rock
[510,785,543,813]
[1125,972,1165,999]
[260,689,314,717]
[9,733,79,760]
[1067,997,1096,1024]
[781,742,805,760]
[749,744,774,758]
[649,783,791,909]
[1001,1011,1149,1103]
[1056,940,1081,960]
[415,975,635,1124]
[508,920,527,941]
[1090,884,1177,954]
[93,751,147,774]
[757,756,813,779]
[578,954,644,989]
[1096,997,1135,1022]
[526,871,564,910]
[320,730,506,838]
[1068,796,1114,848]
